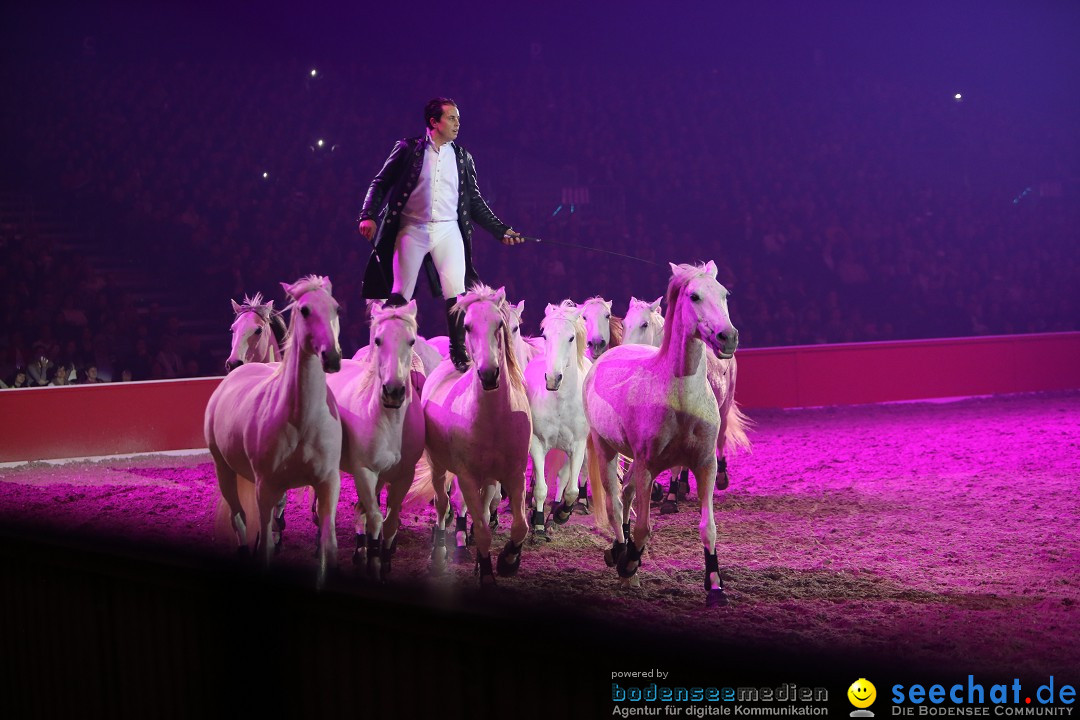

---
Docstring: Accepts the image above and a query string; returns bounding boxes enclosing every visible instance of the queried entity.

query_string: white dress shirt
[402,132,460,224]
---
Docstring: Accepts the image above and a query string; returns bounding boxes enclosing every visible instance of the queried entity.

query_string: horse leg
[600,450,626,568]
[489,481,501,530]
[616,463,653,580]
[353,470,383,580]
[430,465,450,575]
[661,467,682,514]
[212,454,248,553]
[497,473,528,577]
[254,481,285,570]
[272,492,287,548]
[458,476,495,587]
[693,457,726,606]
[552,442,584,525]
[527,438,549,540]
[313,476,341,590]
[379,471,411,581]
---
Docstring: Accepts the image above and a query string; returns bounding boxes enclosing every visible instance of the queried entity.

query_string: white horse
[225,293,286,371]
[578,296,624,362]
[328,300,426,581]
[421,284,533,585]
[523,300,592,536]
[424,299,540,368]
[624,294,750,513]
[205,275,343,587]
[584,262,737,606]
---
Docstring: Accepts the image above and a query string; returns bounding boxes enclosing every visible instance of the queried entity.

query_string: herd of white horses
[203,261,750,606]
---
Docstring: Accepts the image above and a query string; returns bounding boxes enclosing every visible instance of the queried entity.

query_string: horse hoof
[452,544,472,564]
[715,471,730,492]
[496,545,522,577]
[603,541,625,567]
[616,545,642,579]
[706,588,729,607]
[660,500,678,515]
[551,503,573,525]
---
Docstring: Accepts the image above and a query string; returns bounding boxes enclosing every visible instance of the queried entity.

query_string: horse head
[623,295,664,347]
[456,284,519,392]
[667,261,738,359]
[281,275,342,372]
[579,297,615,360]
[540,300,583,392]
[369,299,419,408]
[226,293,275,372]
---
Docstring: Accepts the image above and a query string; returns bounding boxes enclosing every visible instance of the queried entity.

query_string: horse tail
[403,451,436,508]
[723,402,753,454]
[585,434,611,534]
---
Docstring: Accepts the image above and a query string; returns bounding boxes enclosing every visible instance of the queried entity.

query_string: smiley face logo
[848,678,877,709]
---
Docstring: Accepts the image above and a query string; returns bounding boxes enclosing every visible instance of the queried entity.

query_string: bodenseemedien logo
[849,678,877,717]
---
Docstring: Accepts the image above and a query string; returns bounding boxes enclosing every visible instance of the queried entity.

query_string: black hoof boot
[446,297,470,373]
[704,550,728,607]
[573,487,591,514]
[604,541,626,567]
[352,532,367,566]
[430,528,448,574]
[677,469,691,500]
[496,540,523,576]
[365,535,381,580]
[651,481,665,503]
[476,554,496,587]
[616,541,644,579]
[716,455,730,491]
[551,502,573,525]
[529,509,548,541]
[379,542,394,582]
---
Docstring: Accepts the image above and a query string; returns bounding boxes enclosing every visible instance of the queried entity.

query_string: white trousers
[391,220,466,300]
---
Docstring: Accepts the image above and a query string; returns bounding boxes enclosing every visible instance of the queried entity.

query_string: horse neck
[656,302,708,379]
[276,334,328,422]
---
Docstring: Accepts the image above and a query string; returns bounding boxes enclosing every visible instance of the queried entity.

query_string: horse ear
[321,276,333,295]
[650,296,663,313]
[494,286,507,304]
[513,299,524,315]
[546,303,558,316]
[704,260,717,278]
[603,299,612,311]
[403,299,418,318]
[231,299,243,314]
[669,262,681,276]
[280,281,295,299]
[265,300,274,311]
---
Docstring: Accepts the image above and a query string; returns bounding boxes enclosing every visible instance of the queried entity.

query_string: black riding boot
[385,292,408,308]
[446,297,469,373]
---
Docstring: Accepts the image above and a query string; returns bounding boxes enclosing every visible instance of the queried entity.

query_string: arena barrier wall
[2,331,1077,463]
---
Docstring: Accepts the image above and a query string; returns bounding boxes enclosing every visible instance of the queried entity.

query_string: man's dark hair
[424,97,457,130]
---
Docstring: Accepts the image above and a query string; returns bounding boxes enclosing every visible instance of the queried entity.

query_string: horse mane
[581,296,624,347]
[659,262,713,355]
[454,284,526,392]
[354,303,421,385]
[541,299,587,372]
[278,275,333,362]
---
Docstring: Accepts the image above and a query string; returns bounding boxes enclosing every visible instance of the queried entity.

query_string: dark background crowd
[1,1,1077,385]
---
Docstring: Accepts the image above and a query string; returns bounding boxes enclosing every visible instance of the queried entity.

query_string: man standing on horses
[358,98,523,372]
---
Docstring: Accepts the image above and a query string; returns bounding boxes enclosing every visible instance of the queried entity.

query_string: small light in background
[954,92,963,102]
[317,139,325,148]
[262,171,269,179]
[310,68,318,78]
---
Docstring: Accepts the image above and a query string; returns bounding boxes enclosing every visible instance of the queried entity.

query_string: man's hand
[359,219,377,241]
[501,228,524,246]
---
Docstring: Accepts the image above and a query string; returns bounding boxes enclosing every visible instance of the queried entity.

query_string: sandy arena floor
[1,390,1077,679]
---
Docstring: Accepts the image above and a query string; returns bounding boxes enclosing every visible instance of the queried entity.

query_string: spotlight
[310,68,318,78]
[317,139,325,147]
[954,93,963,102]
[262,171,269,179]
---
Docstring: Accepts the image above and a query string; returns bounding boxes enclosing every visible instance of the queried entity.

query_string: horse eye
[463,324,471,333]
[567,336,574,343]
[604,313,611,319]
[254,327,263,335]
[300,306,311,317]
[409,339,416,347]
[512,326,519,334]
[374,338,382,346]
[689,293,700,302]
[641,323,648,329]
